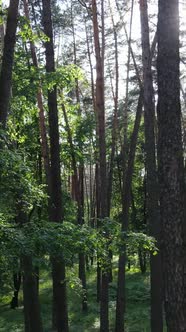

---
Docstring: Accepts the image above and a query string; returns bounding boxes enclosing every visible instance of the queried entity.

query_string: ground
[0,262,165,331]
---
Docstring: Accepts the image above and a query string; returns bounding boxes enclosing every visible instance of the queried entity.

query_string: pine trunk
[115,93,143,332]
[22,256,43,332]
[42,1,69,331]
[139,0,163,331]
[157,0,186,330]
[0,0,19,128]
[62,102,88,312]
[91,0,109,330]
[10,273,21,309]
[15,205,43,332]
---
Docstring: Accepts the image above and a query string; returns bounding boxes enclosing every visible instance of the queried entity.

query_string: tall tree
[70,5,88,311]
[115,91,143,332]
[157,0,186,330]
[107,0,119,217]
[62,102,88,312]
[22,254,43,332]
[91,0,109,331]
[42,0,69,331]
[0,0,19,128]
[115,27,157,331]
[139,0,163,331]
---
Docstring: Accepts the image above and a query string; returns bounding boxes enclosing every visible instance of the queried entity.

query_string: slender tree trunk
[62,102,88,312]
[138,249,147,274]
[157,0,186,330]
[96,163,101,303]
[42,1,69,331]
[85,17,101,303]
[139,0,163,331]
[91,1,108,330]
[115,92,143,332]
[84,18,96,114]
[70,9,88,310]
[15,205,43,332]
[78,165,88,311]
[107,0,119,217]
[0,0,19,128]
[10,273,21,309]
[121,0,134,185]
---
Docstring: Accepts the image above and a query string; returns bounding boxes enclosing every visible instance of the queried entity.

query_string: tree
[91,1,109,331]
[157,0,186,330]
[139,0,163,330]
[0,2,43,331]
[0,0,19,128]
[115,92,143,332]
[42,0,69,331]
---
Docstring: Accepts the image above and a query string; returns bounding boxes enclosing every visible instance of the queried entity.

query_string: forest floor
[0,261,165,332]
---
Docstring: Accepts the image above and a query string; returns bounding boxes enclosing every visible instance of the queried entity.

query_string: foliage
[0,147,46,217]
[0,211,157,277]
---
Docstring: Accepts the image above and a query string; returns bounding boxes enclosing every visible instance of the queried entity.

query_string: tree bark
[10,273,21,309]
[121,0,134,187]
[157,0,186,330]
[42,1,69,331]
[15,205,43,332]
[0,0,19,128]
[139,0,163,331]
[91,1,108,330]
[107,0,119,217]
[84,16,101,303]
[115,92,143,332]
[22,256,43,332]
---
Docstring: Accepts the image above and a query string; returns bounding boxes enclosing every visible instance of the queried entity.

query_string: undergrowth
[0,264,166,331]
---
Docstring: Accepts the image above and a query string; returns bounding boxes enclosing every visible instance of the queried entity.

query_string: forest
[0,0,185,331]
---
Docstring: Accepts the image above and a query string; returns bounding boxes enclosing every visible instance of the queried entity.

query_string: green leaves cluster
[0,146,47,220]
[0,215,157,273]
[95,218,157,270]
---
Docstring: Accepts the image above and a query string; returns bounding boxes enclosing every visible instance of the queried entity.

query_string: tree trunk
[0,0,19,128]
[157,0,186,330]
[91,1,108,330]
[62,101,88,312]
[22,256,43,332]
[0,14,4,61]
[115,92,143,332]
[42,1,69,331]
[107,0,119,217]
[139,0,163,331]
[138,249,147,274]
[121,0,134,187]
[78,164,88,312]
[84,15,101,303]
[15,204,43,332]
[10,273,21,309]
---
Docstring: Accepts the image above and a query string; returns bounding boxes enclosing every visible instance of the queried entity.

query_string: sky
[1,0,186,36]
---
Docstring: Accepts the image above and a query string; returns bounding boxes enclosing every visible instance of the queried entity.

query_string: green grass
[0,264,165,331]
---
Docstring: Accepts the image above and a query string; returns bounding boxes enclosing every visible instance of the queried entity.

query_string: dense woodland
[0,0,185,331]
